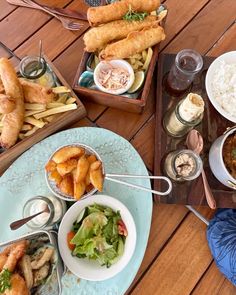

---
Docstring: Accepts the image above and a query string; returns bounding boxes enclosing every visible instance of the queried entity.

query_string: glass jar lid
[20,56,47,80]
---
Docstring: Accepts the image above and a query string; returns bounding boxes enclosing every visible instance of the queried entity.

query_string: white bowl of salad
[94,60,135,95]
[58,194,136,281]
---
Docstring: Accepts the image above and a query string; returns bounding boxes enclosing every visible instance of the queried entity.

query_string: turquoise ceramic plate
[0,127,152,295]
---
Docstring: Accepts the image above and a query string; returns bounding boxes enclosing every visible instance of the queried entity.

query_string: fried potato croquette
[57,159,78,177]
[59,174,74,196]
[75,155,90,183]
[52,146,85,164]
[74,181,86,200]
[4,273,29,295]
[19,78,55,104]
[90,161,104,192]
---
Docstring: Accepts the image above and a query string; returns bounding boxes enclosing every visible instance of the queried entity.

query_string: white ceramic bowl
[58,194,136,281]
[209,126,236,189]
[94,60,135,95]
[205,51,236,123]
[45,143,104,202]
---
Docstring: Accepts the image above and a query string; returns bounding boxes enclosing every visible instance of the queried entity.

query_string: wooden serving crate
[154,53,236,208]
[73,4,167,114]
[0,56,86,174]
[73,46,159,113]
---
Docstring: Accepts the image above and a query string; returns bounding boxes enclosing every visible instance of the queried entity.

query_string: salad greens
[123,5,148,22]
[69,204,127,268]
[0,269,11,293]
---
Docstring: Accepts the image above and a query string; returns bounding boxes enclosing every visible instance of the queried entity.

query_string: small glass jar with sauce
[166,49,203,96]
[19,56,56,88]
[23,195,67,230]
[163,149,202,182]
[163,93,204,137]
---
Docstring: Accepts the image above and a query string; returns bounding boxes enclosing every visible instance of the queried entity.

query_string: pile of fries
[0,86,77,140]
[90,47,153,73]
[45,145,104,200]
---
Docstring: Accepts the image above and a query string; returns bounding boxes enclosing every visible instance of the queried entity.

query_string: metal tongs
[105,173,172,196]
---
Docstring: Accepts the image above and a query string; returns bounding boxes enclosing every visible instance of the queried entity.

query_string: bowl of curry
[209,126,236,190]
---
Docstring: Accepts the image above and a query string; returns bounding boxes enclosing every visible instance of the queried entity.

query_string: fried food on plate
[1,240,28,272]
[59,174,74,196]
[0,58,24,148]
[74,181,86,200]
[90,160,104,192]
[0,94,15,114]
[52,146,85,164]
[49,169,62,185]
[100,25,165,60]
[87,0,160,26]
[19,78,55,104]
[57,158,78,177]
[75,155,90,183]
[84,15,160,52]
[4,273,29,295]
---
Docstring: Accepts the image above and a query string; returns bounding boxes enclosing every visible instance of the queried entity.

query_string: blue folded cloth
[207,209,236,286]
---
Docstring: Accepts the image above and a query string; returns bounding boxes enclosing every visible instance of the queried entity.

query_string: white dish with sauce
[94,60,135,95]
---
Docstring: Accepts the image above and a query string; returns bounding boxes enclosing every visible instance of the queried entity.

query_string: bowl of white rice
[205,51,236,123]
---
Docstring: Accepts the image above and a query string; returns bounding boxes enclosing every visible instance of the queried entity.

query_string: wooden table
[1,0,236,294]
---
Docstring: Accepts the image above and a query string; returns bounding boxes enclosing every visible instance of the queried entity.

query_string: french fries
[45,146,105,200]
[126,47,153,72]
[0,85,78,140]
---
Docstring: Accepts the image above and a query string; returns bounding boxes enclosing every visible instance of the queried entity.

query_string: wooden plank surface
[0,0,235,294]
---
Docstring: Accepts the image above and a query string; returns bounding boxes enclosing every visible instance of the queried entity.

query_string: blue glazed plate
[0,127,152,295]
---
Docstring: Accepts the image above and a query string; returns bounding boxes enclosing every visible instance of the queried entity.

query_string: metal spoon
[10,205,50,230]
[186,130,216,209]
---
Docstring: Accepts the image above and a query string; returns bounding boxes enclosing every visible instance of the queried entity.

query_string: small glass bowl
[23,195,66,229]
[164,149,203,182]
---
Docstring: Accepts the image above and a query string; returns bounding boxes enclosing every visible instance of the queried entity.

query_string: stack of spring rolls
[84,0,166,60]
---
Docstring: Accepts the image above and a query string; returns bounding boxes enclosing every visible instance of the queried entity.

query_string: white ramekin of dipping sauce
[94,60,134,95]
[209,126,236,189]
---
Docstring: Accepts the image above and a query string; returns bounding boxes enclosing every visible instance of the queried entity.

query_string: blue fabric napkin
[207,209,236,286]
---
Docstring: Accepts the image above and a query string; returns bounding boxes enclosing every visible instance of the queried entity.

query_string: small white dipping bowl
[94,60,135,95]
[205,51,236,123]
[58,194,137,281]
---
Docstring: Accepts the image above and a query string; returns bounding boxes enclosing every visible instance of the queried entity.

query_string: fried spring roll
[0,58,24,148]
[84,15,161,52]
[100,25,165,60]
[87,0,160,26]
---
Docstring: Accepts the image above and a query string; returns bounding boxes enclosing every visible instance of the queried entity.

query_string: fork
[21,0,84,31]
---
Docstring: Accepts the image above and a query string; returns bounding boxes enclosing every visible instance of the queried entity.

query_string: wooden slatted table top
[1,0,236,294]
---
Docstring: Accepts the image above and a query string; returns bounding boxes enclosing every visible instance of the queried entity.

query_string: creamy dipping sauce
[29,195,64,226]
[98,64,130,91]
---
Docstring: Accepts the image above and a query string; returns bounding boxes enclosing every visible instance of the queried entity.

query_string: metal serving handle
[105,173,172,196]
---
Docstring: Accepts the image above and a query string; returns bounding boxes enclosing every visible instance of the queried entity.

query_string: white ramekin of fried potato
[45,144,105,201]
